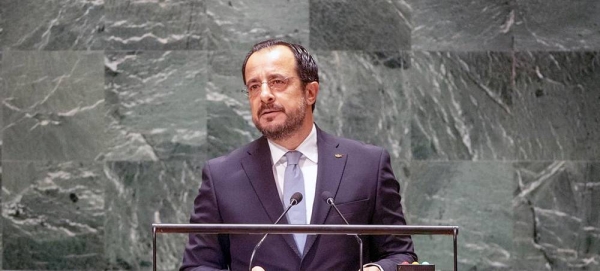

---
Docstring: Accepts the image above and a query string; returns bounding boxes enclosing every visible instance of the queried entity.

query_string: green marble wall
[1,0,599,270]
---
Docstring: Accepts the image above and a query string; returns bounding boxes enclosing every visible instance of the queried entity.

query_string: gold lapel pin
[334,154,343,158]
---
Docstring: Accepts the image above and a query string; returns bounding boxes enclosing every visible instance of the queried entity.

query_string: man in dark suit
[181,40,417,271]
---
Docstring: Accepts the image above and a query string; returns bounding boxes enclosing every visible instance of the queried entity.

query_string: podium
[152,224,459,271]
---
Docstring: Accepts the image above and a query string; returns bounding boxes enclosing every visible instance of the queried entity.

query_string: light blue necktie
[283,151,307,254]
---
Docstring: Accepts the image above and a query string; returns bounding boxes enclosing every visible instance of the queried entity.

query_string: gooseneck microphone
[321,191,364,271]
[249,192,303,271]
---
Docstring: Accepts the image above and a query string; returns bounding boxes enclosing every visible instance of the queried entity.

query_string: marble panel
[0,202,2,270]
[408,0,514,51]
[103,160,202,270]
[408,51,515,160]
[104,51,207,161]
[1,51,4,138]
[206,50,261,158]
[310,0,411,50]
[405,161,513,270]
[513,162,600,270]
[104,0,214,50]
[0,52,2,270]
[409,51,600,161]
[206,0,309,50]
[314,50,411,160]
[2,51,105,161]
[514,0,600,50]
[1,51,4,131]
[0,0,104,50]
[2,161,105,269]
[512,52,600,160]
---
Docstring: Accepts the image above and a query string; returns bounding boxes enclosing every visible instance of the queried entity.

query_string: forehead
[244,45,297,81]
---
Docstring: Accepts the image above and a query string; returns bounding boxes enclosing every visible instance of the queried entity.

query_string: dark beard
[254,98,307,141]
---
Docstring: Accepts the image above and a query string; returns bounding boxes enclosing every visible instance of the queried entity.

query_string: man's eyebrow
[268,74,286,79]
[245,74,286,84]
[245,78,260,85]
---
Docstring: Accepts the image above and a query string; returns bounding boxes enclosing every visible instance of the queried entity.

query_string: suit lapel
[303,128,348,255]
[240,137,303,257]
[241,137,284,223]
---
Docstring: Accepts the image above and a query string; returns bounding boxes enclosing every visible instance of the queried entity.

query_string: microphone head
[290,192,303,205]
[321,191,334,203]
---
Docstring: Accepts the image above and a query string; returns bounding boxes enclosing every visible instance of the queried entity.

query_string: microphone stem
[329,199,350,225]
[249,200,298,271]
[358,238,363,271]
[249,233,269,271]
[328,199,363,271]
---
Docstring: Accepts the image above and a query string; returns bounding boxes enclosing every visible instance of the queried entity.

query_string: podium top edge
[151,224,459,235]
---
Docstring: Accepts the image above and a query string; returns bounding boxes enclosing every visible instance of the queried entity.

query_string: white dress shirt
[267,124,318,223]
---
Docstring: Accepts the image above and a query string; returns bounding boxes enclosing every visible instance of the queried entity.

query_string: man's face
[244,45,310,140]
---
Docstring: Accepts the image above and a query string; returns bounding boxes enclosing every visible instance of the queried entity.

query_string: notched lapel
[303,130,348,255]
[241,138,302,257]
[240,138,284,224]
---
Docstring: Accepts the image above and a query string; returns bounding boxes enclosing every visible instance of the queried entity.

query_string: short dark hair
[242,39,319,111]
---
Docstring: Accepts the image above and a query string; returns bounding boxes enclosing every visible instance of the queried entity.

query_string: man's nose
[259,82,275,103]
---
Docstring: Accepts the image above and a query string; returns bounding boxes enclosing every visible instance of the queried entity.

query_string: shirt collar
[268,124,318,164]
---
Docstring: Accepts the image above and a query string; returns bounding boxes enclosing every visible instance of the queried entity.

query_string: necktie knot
[285,151,302,166]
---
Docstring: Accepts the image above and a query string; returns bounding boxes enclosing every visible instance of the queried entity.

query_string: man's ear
[304,82,319,106]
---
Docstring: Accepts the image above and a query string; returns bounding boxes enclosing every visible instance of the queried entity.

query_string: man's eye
[248,84,260,91]
[270,79,286,88]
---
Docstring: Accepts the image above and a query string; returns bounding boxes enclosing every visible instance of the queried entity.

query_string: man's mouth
[261,110,278,115]
[259,106,284,117]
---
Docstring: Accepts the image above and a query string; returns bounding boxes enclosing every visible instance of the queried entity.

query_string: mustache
[258,103,285,116]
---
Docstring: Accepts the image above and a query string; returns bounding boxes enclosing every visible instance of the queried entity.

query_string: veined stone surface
[104,0,213,50]
[314,50,411,160]
[409,51,516,160]
[409,0,515,51]
[206,50,261,158]
[406,161,513,270]
[310,0,411,50]
[0,0,104,50]
[513,162,600,270]
[0,51,3,270]
[2,161,105,269]
[104,0,309,50]
[409,51,600,160]
[514,0,600,50]
[512,52,600,160]
[1,1,599,270]
[103,160,201,270]
[104,50,207,161]
[2,51,105,161]
[205,0,309,50]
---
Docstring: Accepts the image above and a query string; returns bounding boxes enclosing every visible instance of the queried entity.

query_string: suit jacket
[181,127,417,271]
